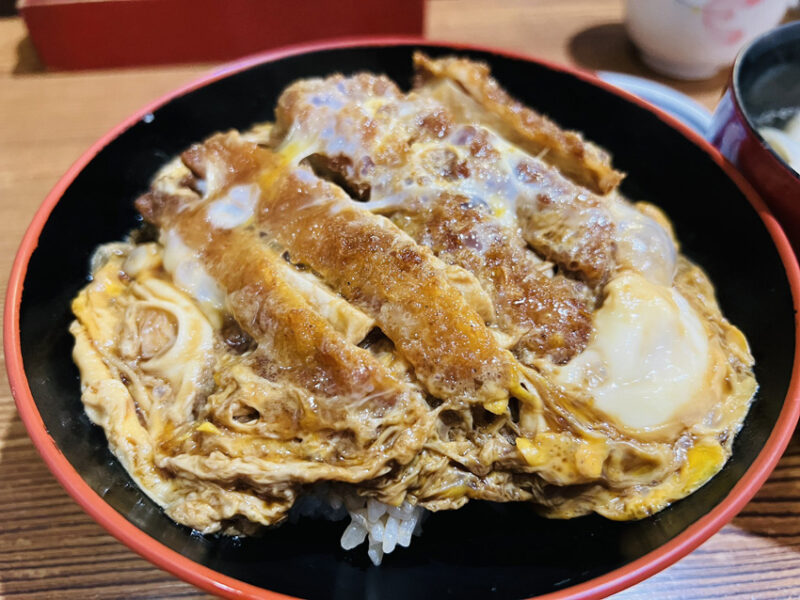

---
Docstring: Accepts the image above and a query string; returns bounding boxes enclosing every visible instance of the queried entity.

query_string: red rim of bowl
[5,36,800,600]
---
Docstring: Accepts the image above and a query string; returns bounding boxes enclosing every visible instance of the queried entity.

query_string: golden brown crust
[514,158,616,286]
[413,52,624,195]
[249,153,517,406]
[392,193,593,364]
[273,72,617,286]
[137,169,433,478]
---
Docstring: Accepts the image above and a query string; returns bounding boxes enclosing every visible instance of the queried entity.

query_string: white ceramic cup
[625,0,789,80]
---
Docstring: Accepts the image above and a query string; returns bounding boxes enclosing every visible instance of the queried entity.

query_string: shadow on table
[0,0,16,17]
[13,33,45,75]
[567,22,728,101]
[567,22,640,73]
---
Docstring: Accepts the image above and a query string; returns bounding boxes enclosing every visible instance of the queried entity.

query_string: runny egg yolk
[555,271,712,431]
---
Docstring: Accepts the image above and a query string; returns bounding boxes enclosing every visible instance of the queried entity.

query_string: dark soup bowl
[709,21,800,251]
[6,39,800,600]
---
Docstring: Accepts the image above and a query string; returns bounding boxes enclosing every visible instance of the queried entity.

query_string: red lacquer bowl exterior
[709,21,800,251]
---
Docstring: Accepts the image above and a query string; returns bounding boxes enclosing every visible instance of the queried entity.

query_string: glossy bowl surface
[709,21,800,250]
[6,39,800,600]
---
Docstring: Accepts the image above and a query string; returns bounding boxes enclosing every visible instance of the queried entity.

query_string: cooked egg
[162,229,225,321]
[608,199,677,286]
[206,184,259,229]
[554,271,715,432]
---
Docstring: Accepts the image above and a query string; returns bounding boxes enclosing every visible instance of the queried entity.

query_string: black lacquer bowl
[6,40,800,600]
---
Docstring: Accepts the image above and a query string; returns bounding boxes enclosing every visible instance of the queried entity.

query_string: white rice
[289,488,427,565]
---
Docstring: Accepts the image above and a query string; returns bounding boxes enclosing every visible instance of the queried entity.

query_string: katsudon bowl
[5,39,800,600]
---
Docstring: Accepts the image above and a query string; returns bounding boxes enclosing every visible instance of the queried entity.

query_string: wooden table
[2,1,799,598]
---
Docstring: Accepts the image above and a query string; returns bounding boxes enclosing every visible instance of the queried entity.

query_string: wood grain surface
[2,1,800,598]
